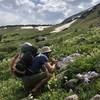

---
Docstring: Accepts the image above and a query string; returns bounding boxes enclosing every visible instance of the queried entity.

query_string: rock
[65,94,78,100]
[84,77,90,84]
[76,71,99,84]
[63,56,74,63]
[56,61,67,69]
[64,79,78,91]
[56,53,82,69]
[90,94,100,100]
[90,71,99,78]
[35,36,47,42]
[76,73,83,79]
[71,53,81,58]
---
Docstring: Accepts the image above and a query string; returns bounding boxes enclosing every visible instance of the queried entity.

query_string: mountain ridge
[61,3,100,24]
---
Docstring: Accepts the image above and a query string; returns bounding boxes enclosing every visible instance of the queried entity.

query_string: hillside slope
[0,3,100,100]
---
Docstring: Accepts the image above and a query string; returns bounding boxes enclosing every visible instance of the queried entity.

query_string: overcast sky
[0,0,100,26]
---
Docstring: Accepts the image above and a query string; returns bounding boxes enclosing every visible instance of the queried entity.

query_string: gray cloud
[0,0,100,26]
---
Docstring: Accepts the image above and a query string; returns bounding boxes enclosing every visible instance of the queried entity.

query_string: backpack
[11,46,38,77]
[11,45,37,77]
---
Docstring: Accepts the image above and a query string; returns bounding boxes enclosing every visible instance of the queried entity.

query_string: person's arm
[42,65,52,79]
[41,55,57,72]
[11,53,19,69]
[44,62,56,72]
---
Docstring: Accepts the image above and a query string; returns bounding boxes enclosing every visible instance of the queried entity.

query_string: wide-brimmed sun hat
[40,46,52,53]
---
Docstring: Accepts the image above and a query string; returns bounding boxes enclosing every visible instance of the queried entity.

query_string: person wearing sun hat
[40,46,52,53]
[39,46,52,58]
[30,46,56,73]
[22,46,57,98]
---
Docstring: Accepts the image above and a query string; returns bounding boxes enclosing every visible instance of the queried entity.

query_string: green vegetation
[0,4,100,100]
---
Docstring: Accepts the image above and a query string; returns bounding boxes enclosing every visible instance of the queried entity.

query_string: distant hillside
[61,4,100,24]
[0,24,52,28]
[50,3,100,33]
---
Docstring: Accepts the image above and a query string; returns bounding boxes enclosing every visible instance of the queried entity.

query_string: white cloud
[0,10,35,25]
[39,0,67,12]
[0,3,13,9]
[40,0,48,3]
[16,0,33,6]
[0,0,100,25]
[64,9,72,17]
[15,0,36,15]
[0,8,46,25]
[91,0,100,5]
[78,3,85,10]
[65,0,75,2]
[0,11,21,25]
[56,18,64,24]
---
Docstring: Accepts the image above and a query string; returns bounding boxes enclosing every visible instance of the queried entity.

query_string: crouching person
[11,42,38,77]
[22,46,57,98]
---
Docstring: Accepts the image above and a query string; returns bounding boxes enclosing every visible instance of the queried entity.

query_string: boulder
[90,94,100,100]
[64,79,78,91]
[76,71,99,84]
[35,36,47,42]
[65,94,78,100]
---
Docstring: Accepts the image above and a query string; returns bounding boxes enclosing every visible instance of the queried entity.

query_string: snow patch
[4,27,7,29]
[10,25,51,31]
[50,19,77,33]
[35,26,51,31]
[21,26,33,29]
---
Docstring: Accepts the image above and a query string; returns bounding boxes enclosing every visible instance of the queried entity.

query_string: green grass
[0,26,100,100]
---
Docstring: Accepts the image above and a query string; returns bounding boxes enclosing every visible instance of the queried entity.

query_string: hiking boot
[28,93,34,100]
[28,92,37,100]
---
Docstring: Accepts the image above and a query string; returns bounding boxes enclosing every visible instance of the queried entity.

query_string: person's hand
[51,58,58,65]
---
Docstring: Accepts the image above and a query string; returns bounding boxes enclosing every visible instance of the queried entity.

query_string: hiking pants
[21,72,51,91]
